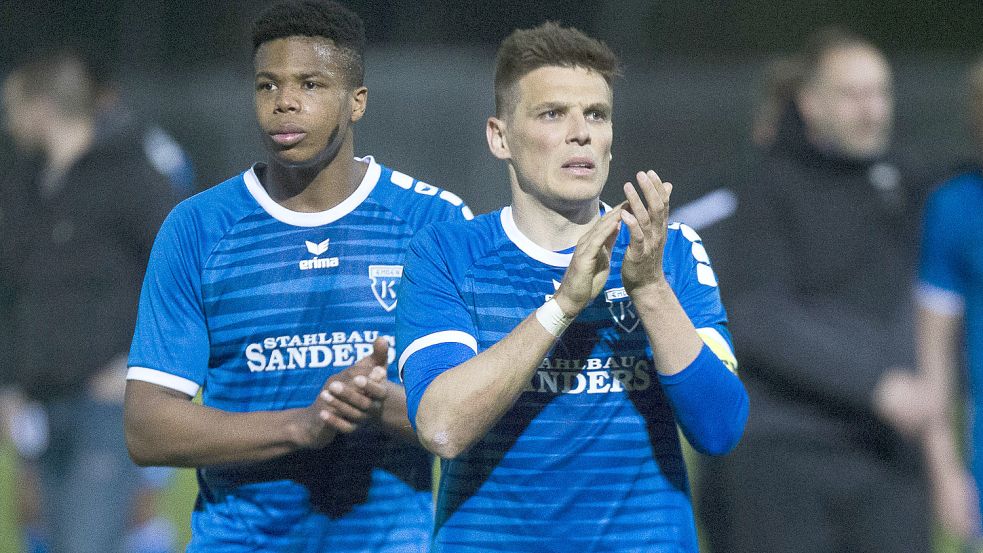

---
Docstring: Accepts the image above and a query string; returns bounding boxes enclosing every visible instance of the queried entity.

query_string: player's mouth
[561,157,596,176]
[270,125,307,147]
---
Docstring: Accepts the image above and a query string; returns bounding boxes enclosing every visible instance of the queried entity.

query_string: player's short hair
[494,22,621,117]
[251,0,366,87]
[798,27,883,88]
[5,50,96,118]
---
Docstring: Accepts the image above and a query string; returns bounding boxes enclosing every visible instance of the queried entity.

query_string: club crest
[368,265,403,312]
[605,287,639,332]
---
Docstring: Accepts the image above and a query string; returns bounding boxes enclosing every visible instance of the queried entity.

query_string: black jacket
[3,123,178,401]
[724,108,929,463]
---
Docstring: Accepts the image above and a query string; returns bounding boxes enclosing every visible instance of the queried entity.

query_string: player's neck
[263,134,366,213]
[510,193,601,252]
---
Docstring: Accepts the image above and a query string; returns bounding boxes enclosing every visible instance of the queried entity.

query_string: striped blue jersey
[127,156,471,553]
[917,168,983,521]
[396,207,738,553]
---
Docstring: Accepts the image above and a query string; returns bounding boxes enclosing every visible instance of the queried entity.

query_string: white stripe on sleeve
[398,330,478,381]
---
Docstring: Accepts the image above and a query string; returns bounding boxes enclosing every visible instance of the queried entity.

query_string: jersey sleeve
[126,207,210,396]
[666,223,737,371]
[659,223,748,455]
[395,226,478,427]
[917,185,966,315]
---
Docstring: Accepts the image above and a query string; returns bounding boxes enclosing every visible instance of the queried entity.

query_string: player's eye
[541,109,560,120]
[586,109,608,122]
[303,81,319,90]
[256,81,276,92]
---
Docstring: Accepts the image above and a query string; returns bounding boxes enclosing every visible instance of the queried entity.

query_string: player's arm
[124,344,389,467]
[917,295,981,539]
[619,171,748,455]
[409,207,624,460]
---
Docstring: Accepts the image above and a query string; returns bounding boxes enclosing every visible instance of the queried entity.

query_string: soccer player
[123,1,471,551]
[916,58,983,544]
[396,22,748,552]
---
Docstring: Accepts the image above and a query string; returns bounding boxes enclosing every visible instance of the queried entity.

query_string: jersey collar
[244,156,380,227]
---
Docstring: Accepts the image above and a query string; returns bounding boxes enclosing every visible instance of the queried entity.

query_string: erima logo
[306,239,330,255]
[299,238,339,271]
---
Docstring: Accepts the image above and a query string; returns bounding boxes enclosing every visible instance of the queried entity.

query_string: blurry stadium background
[2,0,983,550]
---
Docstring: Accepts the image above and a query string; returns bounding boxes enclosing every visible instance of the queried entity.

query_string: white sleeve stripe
[398,330,478,381]
[915,282,965,316]
[126,367,200,397]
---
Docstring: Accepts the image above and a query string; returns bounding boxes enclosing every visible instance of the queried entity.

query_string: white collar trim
[500,206,573,267]
[244,156,380,227]
[500,203,613,268]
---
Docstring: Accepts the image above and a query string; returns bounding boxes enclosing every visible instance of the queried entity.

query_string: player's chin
[558,179,604,201]
[269,147,323,169]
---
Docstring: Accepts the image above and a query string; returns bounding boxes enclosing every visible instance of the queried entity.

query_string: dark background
[2,0,981,215]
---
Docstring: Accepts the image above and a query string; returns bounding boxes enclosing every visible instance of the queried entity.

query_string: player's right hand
[554,204,624,316]
[293,343,390,448]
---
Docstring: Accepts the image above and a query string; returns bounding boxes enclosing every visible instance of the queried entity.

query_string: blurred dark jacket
[4,118,178,401]
[724,105,930,467]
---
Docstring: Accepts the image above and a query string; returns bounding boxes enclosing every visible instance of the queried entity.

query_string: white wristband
[536,298,574,338]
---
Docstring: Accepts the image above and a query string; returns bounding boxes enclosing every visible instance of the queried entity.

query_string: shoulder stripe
[126,367,201,396]
[398,331,478,381]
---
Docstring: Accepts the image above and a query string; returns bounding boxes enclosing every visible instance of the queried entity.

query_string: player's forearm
[631,281,704,375]
[917,306,966,483]
[124,380,316,467]
[917,304,962,410]
[631,281,748,453]
[378,382,419,444]
[415,314,556,459]
[924,415,964,481]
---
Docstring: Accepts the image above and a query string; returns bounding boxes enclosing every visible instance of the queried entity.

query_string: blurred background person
[696,27,934,553]
[0,50,179,553]
[916,57,983,549]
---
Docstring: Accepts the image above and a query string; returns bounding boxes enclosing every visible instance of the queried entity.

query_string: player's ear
[349,86,368,123]
[486,116,510,160]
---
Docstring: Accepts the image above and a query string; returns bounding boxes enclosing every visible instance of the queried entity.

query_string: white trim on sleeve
[126,367,201,397]
[398,330,478,381]
[915,281,965,317]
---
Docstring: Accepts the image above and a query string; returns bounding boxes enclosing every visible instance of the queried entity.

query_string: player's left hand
[620,170,671,294]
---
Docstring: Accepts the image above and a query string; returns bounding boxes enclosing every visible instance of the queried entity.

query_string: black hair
[251,0,366,87]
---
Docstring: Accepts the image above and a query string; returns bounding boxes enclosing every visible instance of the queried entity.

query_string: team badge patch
[368,265,403,312]
[605,287,640,332]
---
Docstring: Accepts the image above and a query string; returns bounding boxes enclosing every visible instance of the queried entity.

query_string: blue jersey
[918,168,983,517]
[396,207,738,553]
[127,157,470,553]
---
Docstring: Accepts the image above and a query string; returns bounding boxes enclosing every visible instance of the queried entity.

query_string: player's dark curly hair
[251,0,366,87]
[494,22,621,117]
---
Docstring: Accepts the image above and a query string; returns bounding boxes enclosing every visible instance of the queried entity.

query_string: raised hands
[620,170,672,295]
[554,204,624,317]
[293,338,391,449]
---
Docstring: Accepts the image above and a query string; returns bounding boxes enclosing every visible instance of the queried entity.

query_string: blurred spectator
[916,57,983,547]
[0,50,178,553]
[696,28,934,552]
